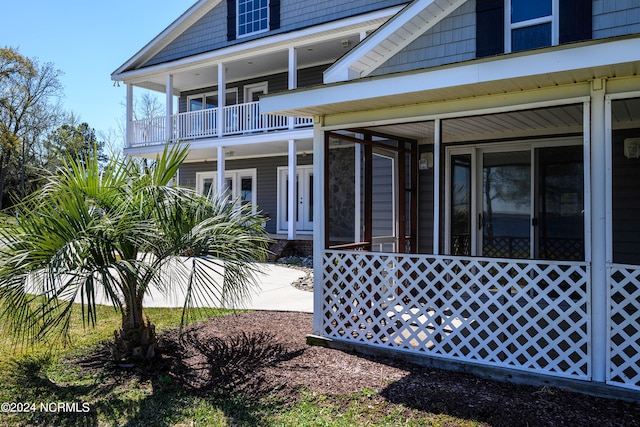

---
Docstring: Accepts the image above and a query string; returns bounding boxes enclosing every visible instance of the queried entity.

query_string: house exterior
[260,0,640,397]
[111,0,410,243]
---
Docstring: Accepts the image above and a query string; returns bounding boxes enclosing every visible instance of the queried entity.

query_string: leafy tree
[0,143,270,362]
[0,47,64,208]
[45,121,107,171]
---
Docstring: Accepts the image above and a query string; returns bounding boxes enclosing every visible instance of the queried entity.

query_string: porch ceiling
[355,98,640,143]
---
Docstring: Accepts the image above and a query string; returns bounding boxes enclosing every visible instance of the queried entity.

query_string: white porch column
[288,47,298,129]
[217,146,226,202]
[126,83,133,148]
[217,63,226,137]
[355,142,362,243]
[433,118,441,255]
[312,117,325,334]
[166,74,174,142]
[287,139,297,240]
[590,78,607,383]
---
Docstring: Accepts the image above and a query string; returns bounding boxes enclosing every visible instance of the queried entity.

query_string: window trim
[196,168,257,213]
[237,0,270,39]
[187,89,239,112]
[504,0,559,53]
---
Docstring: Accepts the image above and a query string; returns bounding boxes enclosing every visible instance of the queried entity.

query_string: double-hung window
[238,0,269,38]
[506,0,558,52]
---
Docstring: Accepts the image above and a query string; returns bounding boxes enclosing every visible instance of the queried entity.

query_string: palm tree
[0,143,270,361]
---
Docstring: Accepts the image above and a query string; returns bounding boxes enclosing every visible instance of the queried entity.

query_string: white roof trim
[112,6,404,82]
[324,0,468,83]
[113,0,222,76]
[262,37,640,116]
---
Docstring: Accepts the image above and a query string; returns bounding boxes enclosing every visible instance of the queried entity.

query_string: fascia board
[112,0,221,76]
[262,37,640,115]
[324,0,467,83]
[112,5,403,82]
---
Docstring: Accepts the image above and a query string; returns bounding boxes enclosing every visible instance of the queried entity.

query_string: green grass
[0,302,483,427]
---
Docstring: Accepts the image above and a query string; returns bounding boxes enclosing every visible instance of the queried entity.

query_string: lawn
[2,304,638,427]
[0,304,480,427]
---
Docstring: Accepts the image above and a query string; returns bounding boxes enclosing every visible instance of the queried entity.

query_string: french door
[446,140,584,261]
[278,165,313,233]
[196,169,257,212]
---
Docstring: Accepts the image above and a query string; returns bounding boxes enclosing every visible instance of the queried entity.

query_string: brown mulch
[80,311,640,426]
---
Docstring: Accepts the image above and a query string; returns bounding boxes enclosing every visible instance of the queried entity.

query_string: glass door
[480,150,532,259]
[446,141,584,261]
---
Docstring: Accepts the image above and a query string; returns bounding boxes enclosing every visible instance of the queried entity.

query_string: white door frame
[277,165,313,234]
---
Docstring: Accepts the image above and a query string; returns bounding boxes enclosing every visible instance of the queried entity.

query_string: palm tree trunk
[111,279,157,362]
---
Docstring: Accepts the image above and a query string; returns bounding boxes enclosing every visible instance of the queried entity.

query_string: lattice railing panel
[608,264,640,390]
[322,250,591,379]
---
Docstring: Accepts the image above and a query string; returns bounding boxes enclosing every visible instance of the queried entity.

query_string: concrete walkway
[86,263,313,313]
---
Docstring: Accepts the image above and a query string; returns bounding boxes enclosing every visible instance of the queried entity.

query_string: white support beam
[287,140,297,240]
[166,74,174,142]
[217,146,226,202]
[312,119,325,334]
[433,119,441,255]
[126,84,133,148]
[355,142,362,243]
[217,63,226,137]
[288,47,298,129]
[590,78,607,383]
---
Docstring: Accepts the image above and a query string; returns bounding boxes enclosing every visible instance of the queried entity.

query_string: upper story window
[476,0,591,59]
[238,0,269,38]
[506,0,558,52]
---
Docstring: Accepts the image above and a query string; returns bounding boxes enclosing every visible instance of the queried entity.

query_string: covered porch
[312,90,640,394]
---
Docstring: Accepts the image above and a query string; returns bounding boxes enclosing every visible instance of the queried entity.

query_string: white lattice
[608,264,640,390]
[322,250,591,379]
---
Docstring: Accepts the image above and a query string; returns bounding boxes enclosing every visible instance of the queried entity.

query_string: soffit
[324,0,468,82]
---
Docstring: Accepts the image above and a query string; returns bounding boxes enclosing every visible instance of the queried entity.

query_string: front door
[279,166,313,233]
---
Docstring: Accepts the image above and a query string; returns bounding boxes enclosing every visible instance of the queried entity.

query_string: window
[196,169,257,213]
[238,0,269,38]
[506,0,558,52]
[187,89,238,112]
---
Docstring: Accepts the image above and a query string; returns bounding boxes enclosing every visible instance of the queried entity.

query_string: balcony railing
[129,101,313,147]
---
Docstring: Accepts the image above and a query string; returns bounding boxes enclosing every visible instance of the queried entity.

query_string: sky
[2,0,195,148]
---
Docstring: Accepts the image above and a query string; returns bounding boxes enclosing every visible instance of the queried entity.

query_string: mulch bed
[79,311,640,426]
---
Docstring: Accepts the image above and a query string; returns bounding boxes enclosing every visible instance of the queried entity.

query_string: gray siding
[178,64,325,112]
[145,0,408,67]
[280,0,408,32]
[370,0,475,77]
[593,0,640,39]
[178,154,313,234]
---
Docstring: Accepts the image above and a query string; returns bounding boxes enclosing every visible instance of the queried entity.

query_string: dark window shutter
[270,0,281,31]
[476,0,504,58]
[227,0,236,41]
[559,0,592,44]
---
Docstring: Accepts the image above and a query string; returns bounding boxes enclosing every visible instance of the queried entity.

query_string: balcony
[129,101,313,147]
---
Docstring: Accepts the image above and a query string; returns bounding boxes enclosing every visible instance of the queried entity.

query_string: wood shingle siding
[371,0,476,76]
